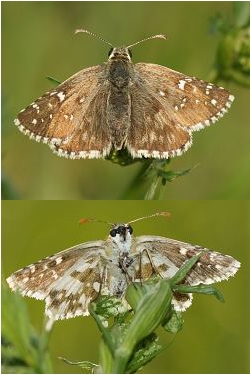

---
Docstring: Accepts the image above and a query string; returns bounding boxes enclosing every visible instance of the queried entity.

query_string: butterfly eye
[108,47,114,57]
[128,225,133,234]
[128,49,132,58]
[110,228,117,237]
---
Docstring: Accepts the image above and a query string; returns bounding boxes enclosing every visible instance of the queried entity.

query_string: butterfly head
[108,47,132,62]
[109,223,133,255]
[109,223,133,242]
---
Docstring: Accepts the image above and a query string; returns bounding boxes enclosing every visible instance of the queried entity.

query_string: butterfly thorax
[102,224,135,297]
[108,60,130,90]
[107,48,132,90]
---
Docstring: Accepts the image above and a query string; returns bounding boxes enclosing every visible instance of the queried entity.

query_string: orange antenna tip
[79,218,90,225]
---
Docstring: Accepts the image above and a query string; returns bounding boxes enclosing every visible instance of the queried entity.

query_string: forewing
[6,240,107,319]
[135,235,240,310]
[15,65,112,159]
[127,63,234,158]
[134,63,234,131]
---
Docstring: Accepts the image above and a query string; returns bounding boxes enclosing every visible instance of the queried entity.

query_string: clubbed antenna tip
[75,28,113,47]
[128,212,171,225]
[127,34,167,49]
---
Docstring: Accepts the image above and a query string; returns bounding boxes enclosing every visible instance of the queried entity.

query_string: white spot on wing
[180,247,188,255]
[57,91,65,102]
[178,80,186,90]
[56,257,63,265]
[93,282,100,292]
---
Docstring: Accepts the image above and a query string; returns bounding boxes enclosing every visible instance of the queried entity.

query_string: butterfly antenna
[75,28,114,47]
[127,34,167,49]
[128,212,171,225]
[79,218,114,226]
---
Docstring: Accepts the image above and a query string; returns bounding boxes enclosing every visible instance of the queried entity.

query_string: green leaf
[124,280,172,346]
[162,310,184,334]
[173,284,225,303]
[127,333,162,374]
[92,295,128,319]
[159,164,198,184]
[2,280,53,374]
[45,76,61,85]
[169,253,202,286]
[144,161,196,199]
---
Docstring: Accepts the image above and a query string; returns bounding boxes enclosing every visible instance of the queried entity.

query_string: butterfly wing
[126,63,234,158]
[134,235,240,310]
[6,240,110,319]
[15,65,112,158]
[127,78,191,158]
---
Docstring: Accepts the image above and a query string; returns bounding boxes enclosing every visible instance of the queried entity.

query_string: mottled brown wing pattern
[45,258,103,319]
[51,85,112,159]
[135,235,240,310]
[128,63,234,158]
[127,81,191,158]
[6,241,108,319]
[6,231,240,318]
[15,66,112,159]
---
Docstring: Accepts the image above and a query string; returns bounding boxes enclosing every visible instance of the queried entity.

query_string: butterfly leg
[118,255,136,285]
[99,264,109,296]
[139,248,162,281]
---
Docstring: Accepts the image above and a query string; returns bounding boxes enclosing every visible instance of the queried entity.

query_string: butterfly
[6,213,240,320]
[14,29,234,160]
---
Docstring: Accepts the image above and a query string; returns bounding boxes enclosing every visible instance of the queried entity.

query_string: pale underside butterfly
[6,213,240,320]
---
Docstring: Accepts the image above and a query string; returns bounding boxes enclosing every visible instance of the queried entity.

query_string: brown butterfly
[15,29,234,159]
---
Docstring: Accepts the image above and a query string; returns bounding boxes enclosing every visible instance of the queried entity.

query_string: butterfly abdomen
[106,60,133,148]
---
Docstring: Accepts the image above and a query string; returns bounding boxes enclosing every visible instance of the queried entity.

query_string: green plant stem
[121,160,152,199]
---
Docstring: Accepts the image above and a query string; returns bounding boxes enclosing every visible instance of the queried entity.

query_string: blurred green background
[2,200,249,373]
[2,1,249,199]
